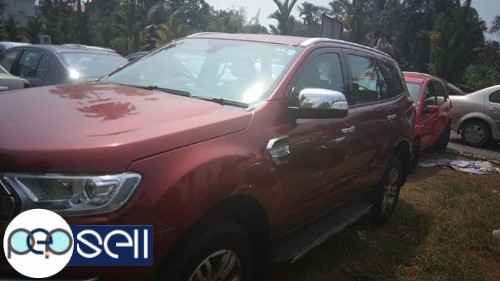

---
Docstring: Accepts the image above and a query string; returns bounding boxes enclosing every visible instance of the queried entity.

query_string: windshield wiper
[144,85,191,97]
[192,96,248,108]
[118,83,191,97]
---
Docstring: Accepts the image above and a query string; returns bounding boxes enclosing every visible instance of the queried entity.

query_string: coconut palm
[269,0,298,35]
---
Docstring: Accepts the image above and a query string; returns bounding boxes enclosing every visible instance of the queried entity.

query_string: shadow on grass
[265,200,431,281]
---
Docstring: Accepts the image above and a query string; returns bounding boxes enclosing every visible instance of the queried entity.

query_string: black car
[0,44,127,87]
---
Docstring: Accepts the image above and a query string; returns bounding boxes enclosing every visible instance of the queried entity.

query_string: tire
[460,120,491,147]
[372,156,403,224]
[163,216,253,281]
[409,139,420,174]
[434,123,451,150]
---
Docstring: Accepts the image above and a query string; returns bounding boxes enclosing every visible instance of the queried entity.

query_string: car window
[489,90,500,104]
[406,82,421,103]
[62,52,127,79]
[423,83,437,107]
[292,53,345,96]
[17,50,47,79]
[0,50,20,72]
[347,54,386,105]
[433,80,448,105]
[378,61,405,99]
[106,38,301,105]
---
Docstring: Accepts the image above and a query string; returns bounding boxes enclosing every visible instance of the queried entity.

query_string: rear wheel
[163,216,253,281]
[372,156,403,224]
[461,121,490,147]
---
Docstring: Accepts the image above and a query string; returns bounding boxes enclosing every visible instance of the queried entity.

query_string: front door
[277,49,359,232]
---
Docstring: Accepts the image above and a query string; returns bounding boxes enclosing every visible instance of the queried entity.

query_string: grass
[266,164,500,281]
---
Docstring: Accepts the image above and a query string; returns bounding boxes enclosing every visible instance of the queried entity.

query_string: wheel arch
[457,114,496,135]
[163,195,270,278]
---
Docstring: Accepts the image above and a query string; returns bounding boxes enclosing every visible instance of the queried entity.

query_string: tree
[298,2,327,37]
[463,40,500,91]
[429,0,485,82]
[269,0,298,35]
[333,0,372,44]
[490,15,500,34]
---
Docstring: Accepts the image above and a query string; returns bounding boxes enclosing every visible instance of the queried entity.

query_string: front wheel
[163,216,253,281]
[461,121,490,147]
[372,156,403,224]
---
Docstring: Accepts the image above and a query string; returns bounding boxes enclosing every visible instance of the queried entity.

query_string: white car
[0,65,30,91]
[450,85,500,146]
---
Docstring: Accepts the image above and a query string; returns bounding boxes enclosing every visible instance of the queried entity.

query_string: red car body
[0,34,414,280]
[403,72,452,164]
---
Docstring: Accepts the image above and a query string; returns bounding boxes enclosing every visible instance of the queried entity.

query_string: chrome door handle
[387,114,397,121]
[490,107,498,111]
[341,126,356,135]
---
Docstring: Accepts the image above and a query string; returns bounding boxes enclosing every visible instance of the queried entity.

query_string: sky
[206,0,500,41]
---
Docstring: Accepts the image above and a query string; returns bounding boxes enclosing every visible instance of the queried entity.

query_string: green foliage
[269,0,299,35]
[463,40,500,91]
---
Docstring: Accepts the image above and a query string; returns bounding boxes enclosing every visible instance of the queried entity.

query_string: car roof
[402,71,435,84]
[7,44,119,55]
[187,32,391,58]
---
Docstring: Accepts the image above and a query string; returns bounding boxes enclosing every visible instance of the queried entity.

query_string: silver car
[0,64,29,91]
[450,85,500,146]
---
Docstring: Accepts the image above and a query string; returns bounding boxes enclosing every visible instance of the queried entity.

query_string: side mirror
[288,88,348,119]
[424,104,439,114]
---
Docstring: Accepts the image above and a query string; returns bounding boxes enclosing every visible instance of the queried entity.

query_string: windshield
[406,82,421,103]
[105,38,301,105]
[62,52,127,79]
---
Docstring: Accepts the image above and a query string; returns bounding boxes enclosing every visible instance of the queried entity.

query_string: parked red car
[0,33,414,281]
[403,72,452,168]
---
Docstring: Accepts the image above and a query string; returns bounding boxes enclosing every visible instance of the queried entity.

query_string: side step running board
[270,200,373,263]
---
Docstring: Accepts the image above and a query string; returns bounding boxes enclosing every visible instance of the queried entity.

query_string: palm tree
[335,0,372,43]
[298,2,320,37]
[268,0,298,35]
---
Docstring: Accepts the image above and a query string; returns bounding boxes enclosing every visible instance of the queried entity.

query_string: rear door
[487,90,500,133]
[11,49,49,87]
[343,51,408,192]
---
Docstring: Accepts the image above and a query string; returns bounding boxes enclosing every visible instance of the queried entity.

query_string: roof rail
[188,32,225,38]
[300,38,389,57]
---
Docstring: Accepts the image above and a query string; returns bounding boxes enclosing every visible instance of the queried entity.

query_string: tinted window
[378,61,405,98]
[17,50,47,79]
[490,90,500,104]
[293,53,345,94]
[423,83,436,107]
[347,54,386,105]
[433,80,447,105]
[0,50,20,72]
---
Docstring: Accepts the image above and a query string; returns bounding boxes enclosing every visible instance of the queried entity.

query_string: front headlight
[2,172,141,217]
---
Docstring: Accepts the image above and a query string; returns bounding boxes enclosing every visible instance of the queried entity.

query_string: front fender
[123,137,281,234]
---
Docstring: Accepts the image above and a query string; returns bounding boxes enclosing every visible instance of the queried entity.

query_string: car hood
[0,83,252,173]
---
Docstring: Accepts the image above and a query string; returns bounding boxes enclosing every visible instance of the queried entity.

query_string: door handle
[341,126,356,135]
[490,107,498,111]
[387,114,398,121]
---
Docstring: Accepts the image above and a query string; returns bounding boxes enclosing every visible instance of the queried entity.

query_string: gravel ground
[446,131,500,164]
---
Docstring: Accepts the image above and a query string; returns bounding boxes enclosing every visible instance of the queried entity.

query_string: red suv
[0,33,414,281]
[403,72,452,168]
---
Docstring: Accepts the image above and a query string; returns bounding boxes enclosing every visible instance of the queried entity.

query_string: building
[0,0,36,27]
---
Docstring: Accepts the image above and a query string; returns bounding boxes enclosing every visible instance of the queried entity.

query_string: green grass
[266,173,500,281]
